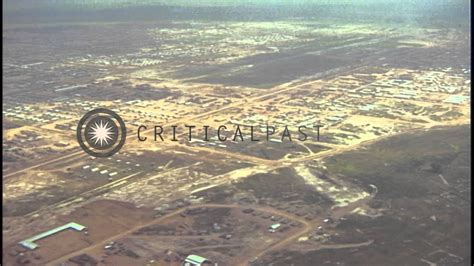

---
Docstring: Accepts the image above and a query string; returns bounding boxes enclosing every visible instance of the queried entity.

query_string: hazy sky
[4,0,470,24]
[5,0,470,8]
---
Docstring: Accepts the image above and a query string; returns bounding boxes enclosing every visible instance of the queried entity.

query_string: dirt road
[45,203,314,265]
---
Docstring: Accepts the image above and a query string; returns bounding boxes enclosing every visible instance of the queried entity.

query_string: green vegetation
[325,125,470,199]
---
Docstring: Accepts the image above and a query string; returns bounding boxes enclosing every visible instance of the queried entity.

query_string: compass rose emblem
[77,108,126,157]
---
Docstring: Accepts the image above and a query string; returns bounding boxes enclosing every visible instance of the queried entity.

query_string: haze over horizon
[3,0,470,25]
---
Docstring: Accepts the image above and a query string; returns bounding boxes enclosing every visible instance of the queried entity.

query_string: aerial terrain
[2,1,471,265]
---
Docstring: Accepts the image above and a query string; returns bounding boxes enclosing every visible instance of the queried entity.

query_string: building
[444,95,469,105]
[183,254,214,266]
[268,223,281,233]
[19,222,86,250]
